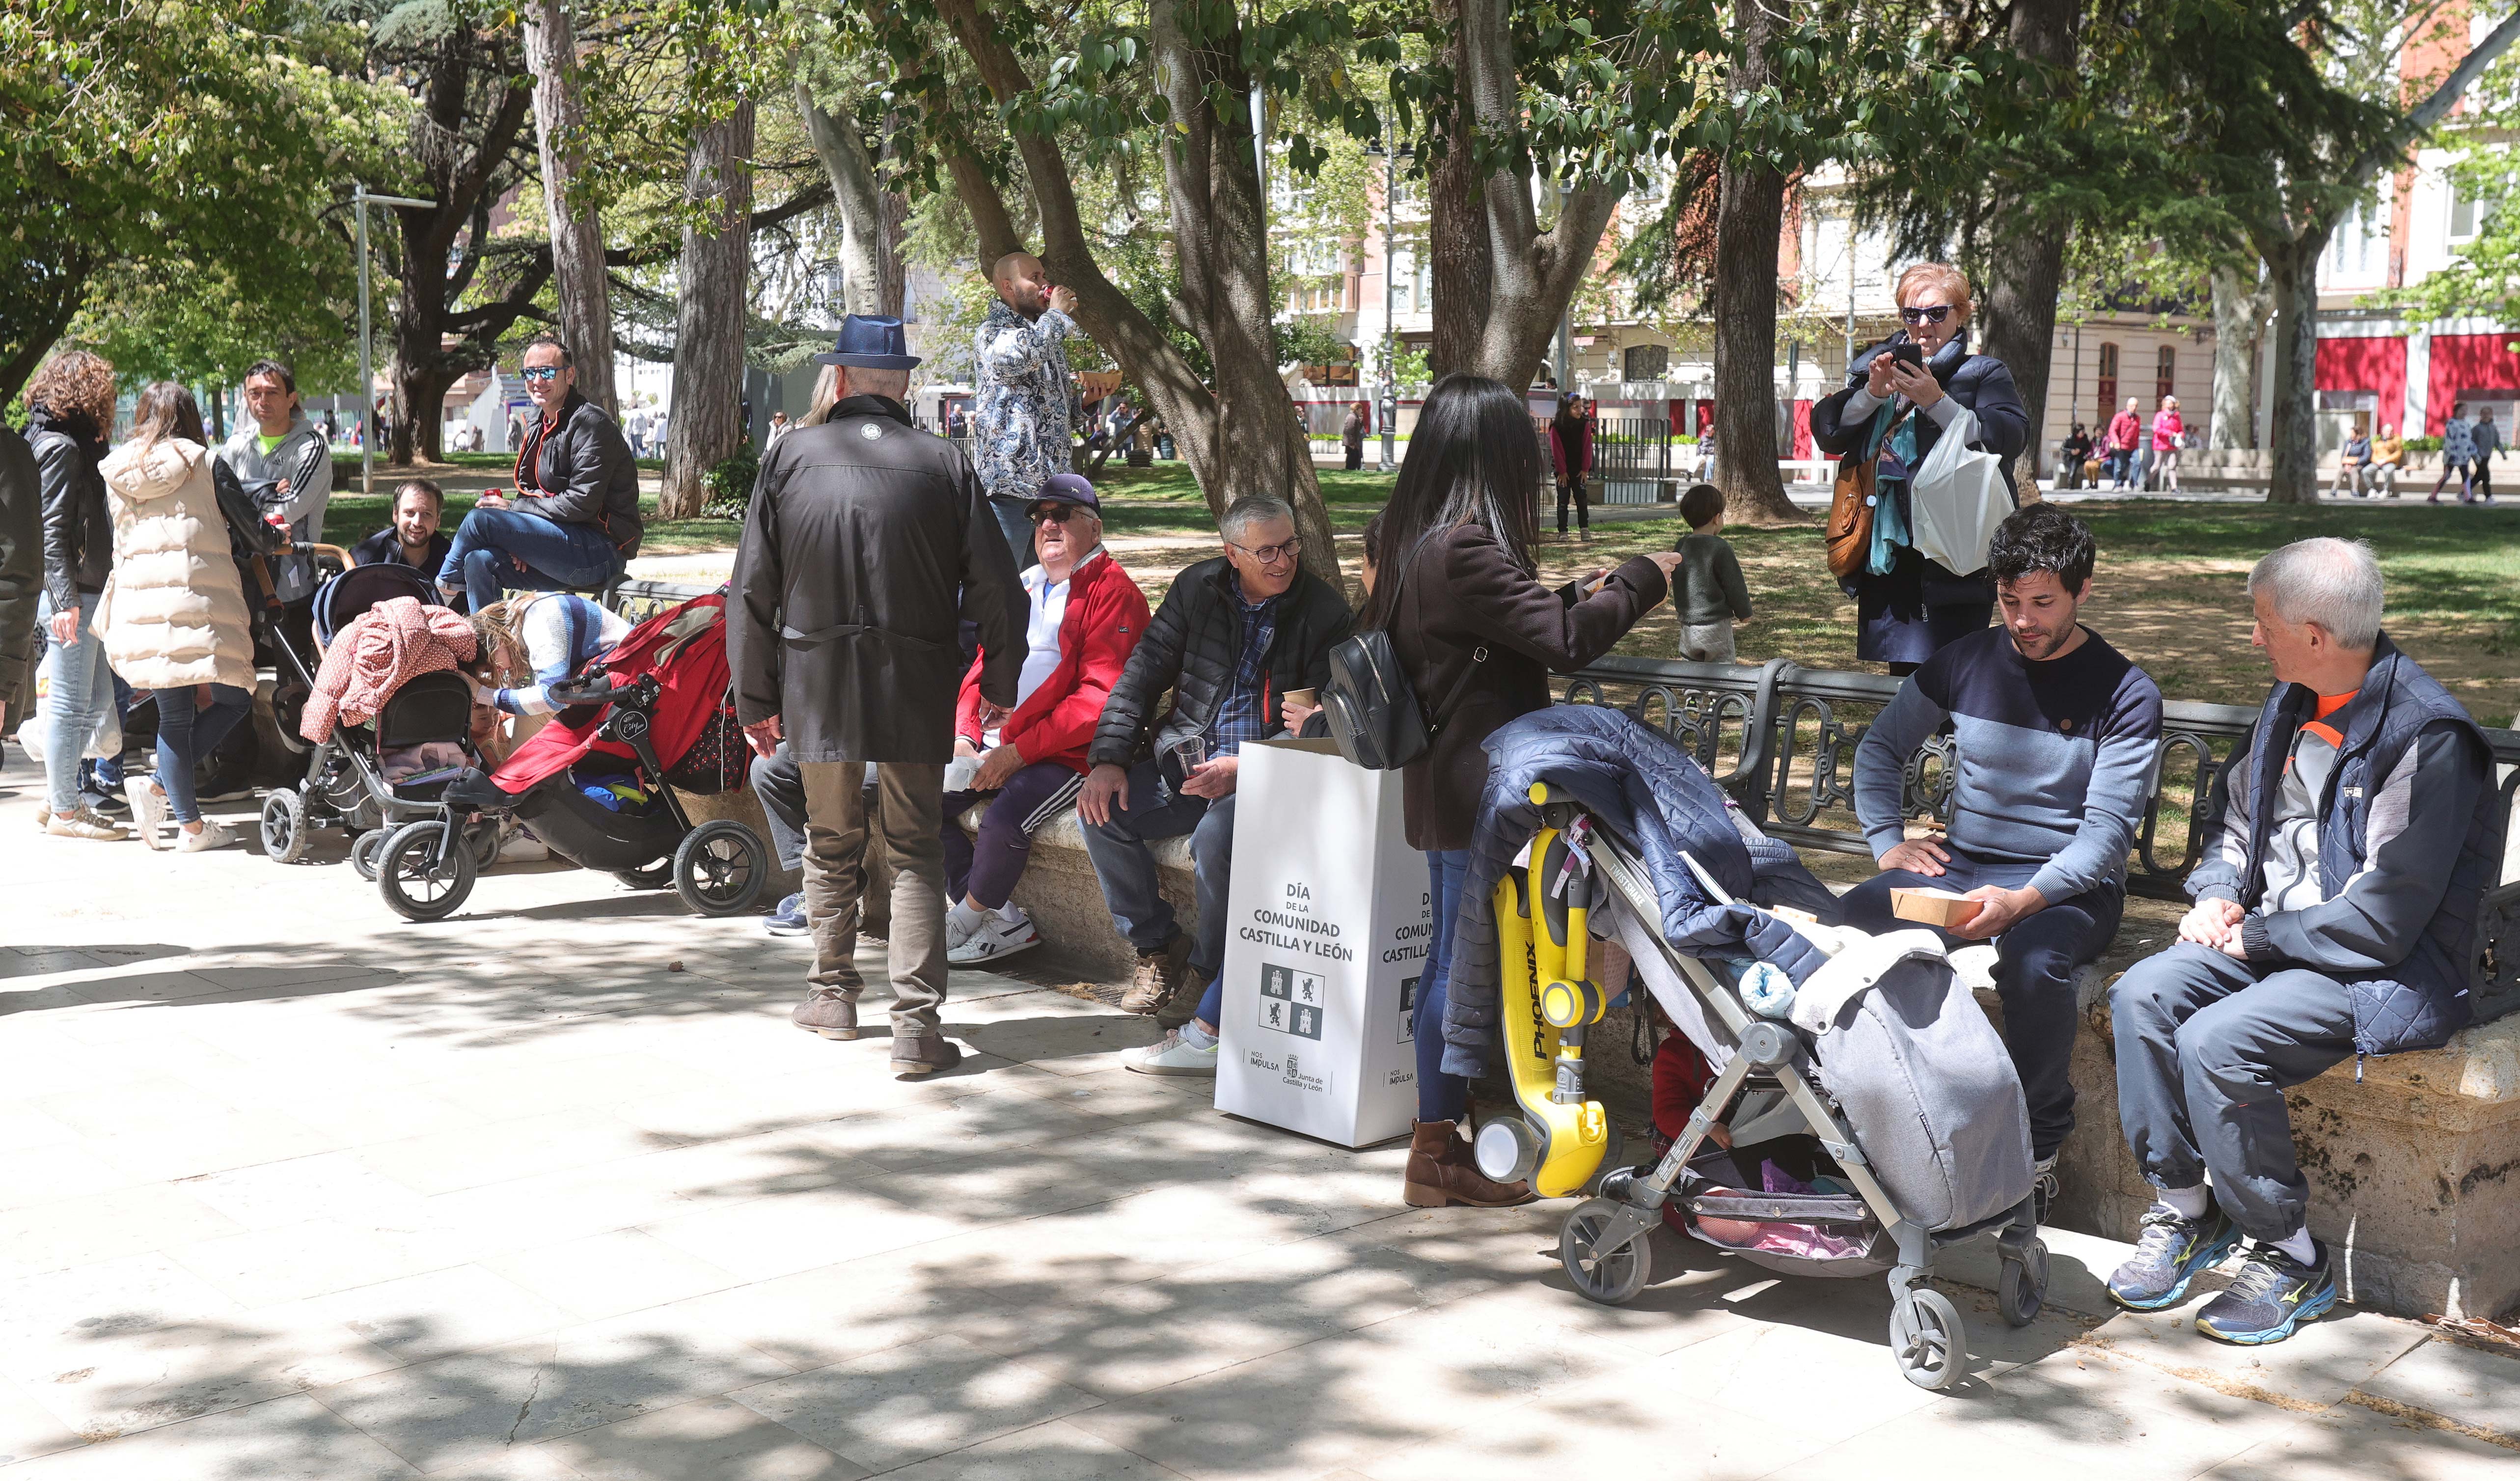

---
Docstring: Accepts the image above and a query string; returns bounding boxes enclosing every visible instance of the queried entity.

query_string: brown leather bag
[1825,456,1876,580]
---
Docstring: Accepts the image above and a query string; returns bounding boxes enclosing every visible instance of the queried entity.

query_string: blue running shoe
[2107,1204,2241,1311]
[2195,1239,2337,1345]
[764,892,809,936]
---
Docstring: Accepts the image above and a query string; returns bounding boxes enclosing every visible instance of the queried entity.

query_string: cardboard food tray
[1890,887,1981,929]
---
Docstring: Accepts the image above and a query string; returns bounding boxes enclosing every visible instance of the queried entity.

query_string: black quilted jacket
[1088,556,1354,769]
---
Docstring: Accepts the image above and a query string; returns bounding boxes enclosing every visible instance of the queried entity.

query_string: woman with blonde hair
[96,383,257,850]
[26,349,125,839]
[2152,394,2185,493]
[1809,261,2028,673]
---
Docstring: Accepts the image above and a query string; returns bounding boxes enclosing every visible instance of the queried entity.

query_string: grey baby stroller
[1458,706,2047,1390]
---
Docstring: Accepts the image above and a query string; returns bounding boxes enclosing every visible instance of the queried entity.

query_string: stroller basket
[1674,1137,1893,1278]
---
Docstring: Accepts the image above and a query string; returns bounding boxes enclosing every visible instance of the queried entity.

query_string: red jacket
[954,549,1151,773]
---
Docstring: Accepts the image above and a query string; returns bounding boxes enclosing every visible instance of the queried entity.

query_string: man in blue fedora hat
[729,314,1026,1077]
[974,253,1081,571]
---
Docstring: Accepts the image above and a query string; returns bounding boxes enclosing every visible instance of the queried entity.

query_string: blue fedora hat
[812,315,922,370]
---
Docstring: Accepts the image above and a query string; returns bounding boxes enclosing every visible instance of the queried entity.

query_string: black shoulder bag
[1321,537,1485,770]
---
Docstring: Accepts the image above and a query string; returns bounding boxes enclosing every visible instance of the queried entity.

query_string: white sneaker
[44,806,126,841]
[945,909,982,953]
[174,818,235,853]
[948,908,1040,965]
[124,780,169,850]
[1127,1028,1220,1077]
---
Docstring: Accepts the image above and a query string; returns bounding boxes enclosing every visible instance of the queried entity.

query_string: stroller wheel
[614,859,674,890]
[1998,1238,2049,1328]
[1559,1197,1651,1305]
[675,819,768,916]
[351,827,391,882]
[260,790,309,864]
[467,823,502,873]
[378,820,478,923]
[1890,1287,1966,1390]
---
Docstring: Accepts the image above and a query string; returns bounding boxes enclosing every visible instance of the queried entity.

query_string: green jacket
[1670,531,1753,627]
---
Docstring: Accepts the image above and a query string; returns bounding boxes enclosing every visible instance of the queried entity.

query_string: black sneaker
[2106,1203,2241,1311]
[79,789,130,818]
[2195,1239,2337,1345]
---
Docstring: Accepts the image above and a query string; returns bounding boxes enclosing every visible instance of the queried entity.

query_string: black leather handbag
[1321,539,1482,770]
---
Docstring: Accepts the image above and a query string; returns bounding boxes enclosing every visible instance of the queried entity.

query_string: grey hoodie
[218,415,333,603]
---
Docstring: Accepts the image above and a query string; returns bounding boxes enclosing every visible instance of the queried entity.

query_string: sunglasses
[1898,305,1954,326]
[520,365,565,383]
[1029,504,1089,524]
[1227,536,1302,565]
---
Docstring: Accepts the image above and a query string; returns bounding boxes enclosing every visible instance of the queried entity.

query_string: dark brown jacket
[727,395,1023,764]
[1388,522,1667,851]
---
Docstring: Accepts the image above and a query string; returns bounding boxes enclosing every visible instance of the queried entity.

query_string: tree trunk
[659,101,755,521]
[2261,230,2326,505]
[387,247,453,466]
[1712,160,1795,521]
[2209,264,2271,451]
[523,0,616,416]
[1976,0,2076,501]
[799,82,905,317]
[1425,0,1492,382]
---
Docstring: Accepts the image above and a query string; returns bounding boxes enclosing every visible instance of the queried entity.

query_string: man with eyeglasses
[436,335,641,613]
[1075,494,1355,1057]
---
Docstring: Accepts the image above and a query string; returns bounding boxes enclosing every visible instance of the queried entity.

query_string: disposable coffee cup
[1283,687,1318,709]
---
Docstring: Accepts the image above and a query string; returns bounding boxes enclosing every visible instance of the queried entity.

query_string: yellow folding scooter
[1471,782,1623,1198]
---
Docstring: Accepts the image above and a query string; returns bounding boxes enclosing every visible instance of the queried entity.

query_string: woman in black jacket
[1366,374,1677,1208]
[25,350,125,839]
[1809,262,2026,672]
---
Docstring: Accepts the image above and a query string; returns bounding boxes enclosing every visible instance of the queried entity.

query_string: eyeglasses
[520,366,565,383]
[1227,536,1302,565]
[1029,505,1087,525]
[1898,305,1955,326]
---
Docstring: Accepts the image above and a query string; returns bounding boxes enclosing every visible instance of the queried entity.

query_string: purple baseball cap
[1031,473,1099,511]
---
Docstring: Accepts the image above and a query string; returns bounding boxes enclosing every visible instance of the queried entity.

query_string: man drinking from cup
[1075,495,1354,1057]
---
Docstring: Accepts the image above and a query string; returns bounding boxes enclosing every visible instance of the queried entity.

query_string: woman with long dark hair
[96,384,256,850]
[1366,373,1678,1208]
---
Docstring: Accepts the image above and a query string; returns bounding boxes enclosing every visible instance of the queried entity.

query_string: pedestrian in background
[728,316,1024,1077]
[2106,397,2142,489]
[1671,483,1754,662]
[1549,392,1593,539]
[2468,406,2500,504]
[1366,372,1678,1208]
[2368,422,2405,497]
[27,350,124,840]
[97,384,257,852]
[1810,261,2026,675]
[2153,395,2185,493]
[1342,402,1368,471]
[2059,424,2093,491]
[972,252,1080,572]
[2430,403,2472,503]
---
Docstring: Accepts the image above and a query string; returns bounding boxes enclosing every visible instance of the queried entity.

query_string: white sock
[2272,1228,2317,1264]
[948,899,986,933]
[1180,1020,1218,1050]
[993,900,1025,923]
[2156,1183,2210,1221]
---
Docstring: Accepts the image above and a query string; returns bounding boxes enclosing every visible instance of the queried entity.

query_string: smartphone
[1888,342,1925,372]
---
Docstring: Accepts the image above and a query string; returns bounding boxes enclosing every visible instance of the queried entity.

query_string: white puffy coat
[95,437,256,692]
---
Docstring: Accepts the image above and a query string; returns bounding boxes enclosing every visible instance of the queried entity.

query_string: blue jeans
[2106,449,2135,487]
[1080,760,1237,1004]
[36,592,111,816]
[82,673,132,793]
[436,506,619,612]
[1416,849,1473,1123]
[151,683,251,824]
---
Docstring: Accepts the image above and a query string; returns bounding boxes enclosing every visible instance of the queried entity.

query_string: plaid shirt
[1204,593,1281,758]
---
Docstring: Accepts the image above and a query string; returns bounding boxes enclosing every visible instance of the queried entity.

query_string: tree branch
[2350,10,2520,184]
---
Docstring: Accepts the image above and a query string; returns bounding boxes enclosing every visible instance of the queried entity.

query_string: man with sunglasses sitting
[940,473,1151,965]
[436,335,641,612]
[1076,494,1354,1051]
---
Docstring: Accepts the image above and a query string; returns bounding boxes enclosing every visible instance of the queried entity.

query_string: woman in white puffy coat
[95,384,257,850]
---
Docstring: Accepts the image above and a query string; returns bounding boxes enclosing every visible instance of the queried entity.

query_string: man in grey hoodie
[218,358,333,610]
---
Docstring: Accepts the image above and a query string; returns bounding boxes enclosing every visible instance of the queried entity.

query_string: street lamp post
[354,183,438,496]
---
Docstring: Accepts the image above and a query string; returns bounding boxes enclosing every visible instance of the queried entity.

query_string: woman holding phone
[1809,262,2028,673]
[1368,374,1679,1209]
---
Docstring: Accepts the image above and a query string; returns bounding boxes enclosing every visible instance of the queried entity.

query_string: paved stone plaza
[0,771,2514,1480]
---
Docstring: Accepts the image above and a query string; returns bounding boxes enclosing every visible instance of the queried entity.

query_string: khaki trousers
[800,761,948,1038]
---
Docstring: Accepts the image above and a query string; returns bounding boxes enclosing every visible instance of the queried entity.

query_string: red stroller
[419,590,768,921]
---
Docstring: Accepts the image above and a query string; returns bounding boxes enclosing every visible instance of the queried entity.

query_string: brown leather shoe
[890,1033,963,1076]
[1153,969,1207,1031]
[1119,935,1193,1015]
[1403,1119,1532,1208]
[790,990,859,1041]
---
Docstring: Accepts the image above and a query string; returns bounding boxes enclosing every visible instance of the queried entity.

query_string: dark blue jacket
[1809,329,2030,508]
[1439,705,1841,1079]
[2188,637,2495,1055]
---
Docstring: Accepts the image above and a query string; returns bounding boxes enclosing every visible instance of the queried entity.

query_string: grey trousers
[1678,622,1736,663]
[750,744,808,872]
[801,760,947,1038]
[2110,943,2357,1242]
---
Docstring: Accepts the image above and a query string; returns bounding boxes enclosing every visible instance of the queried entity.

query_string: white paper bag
[1214,738,1431,1148]
[1910,406,2011,576]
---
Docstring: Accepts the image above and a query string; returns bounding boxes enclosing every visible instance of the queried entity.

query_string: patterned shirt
[1205,593,1281,758]
[971,297,1076,501]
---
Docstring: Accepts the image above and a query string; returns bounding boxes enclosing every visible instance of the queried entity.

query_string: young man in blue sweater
[1843,505,2163,1195]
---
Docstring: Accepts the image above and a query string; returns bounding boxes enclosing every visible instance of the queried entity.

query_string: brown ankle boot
[1403,1120,1532,1208]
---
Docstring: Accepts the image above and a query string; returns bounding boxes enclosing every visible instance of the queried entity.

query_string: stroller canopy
[317,564,442,646]
[489,591,735,797]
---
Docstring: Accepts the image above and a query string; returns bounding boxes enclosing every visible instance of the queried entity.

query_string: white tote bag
[1909,406,2010,576]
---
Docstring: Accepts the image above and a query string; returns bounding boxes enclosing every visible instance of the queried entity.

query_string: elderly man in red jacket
[943,473,1152,964]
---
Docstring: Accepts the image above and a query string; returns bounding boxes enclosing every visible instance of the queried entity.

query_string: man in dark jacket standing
[0,422,40,740]
[436,335,642,612]
[1075,494,1354,1034]
[729,316,1024,1076]
[2104,538,2492,1346]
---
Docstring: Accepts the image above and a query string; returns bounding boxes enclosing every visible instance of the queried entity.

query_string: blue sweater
[1855,625,2163,902]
